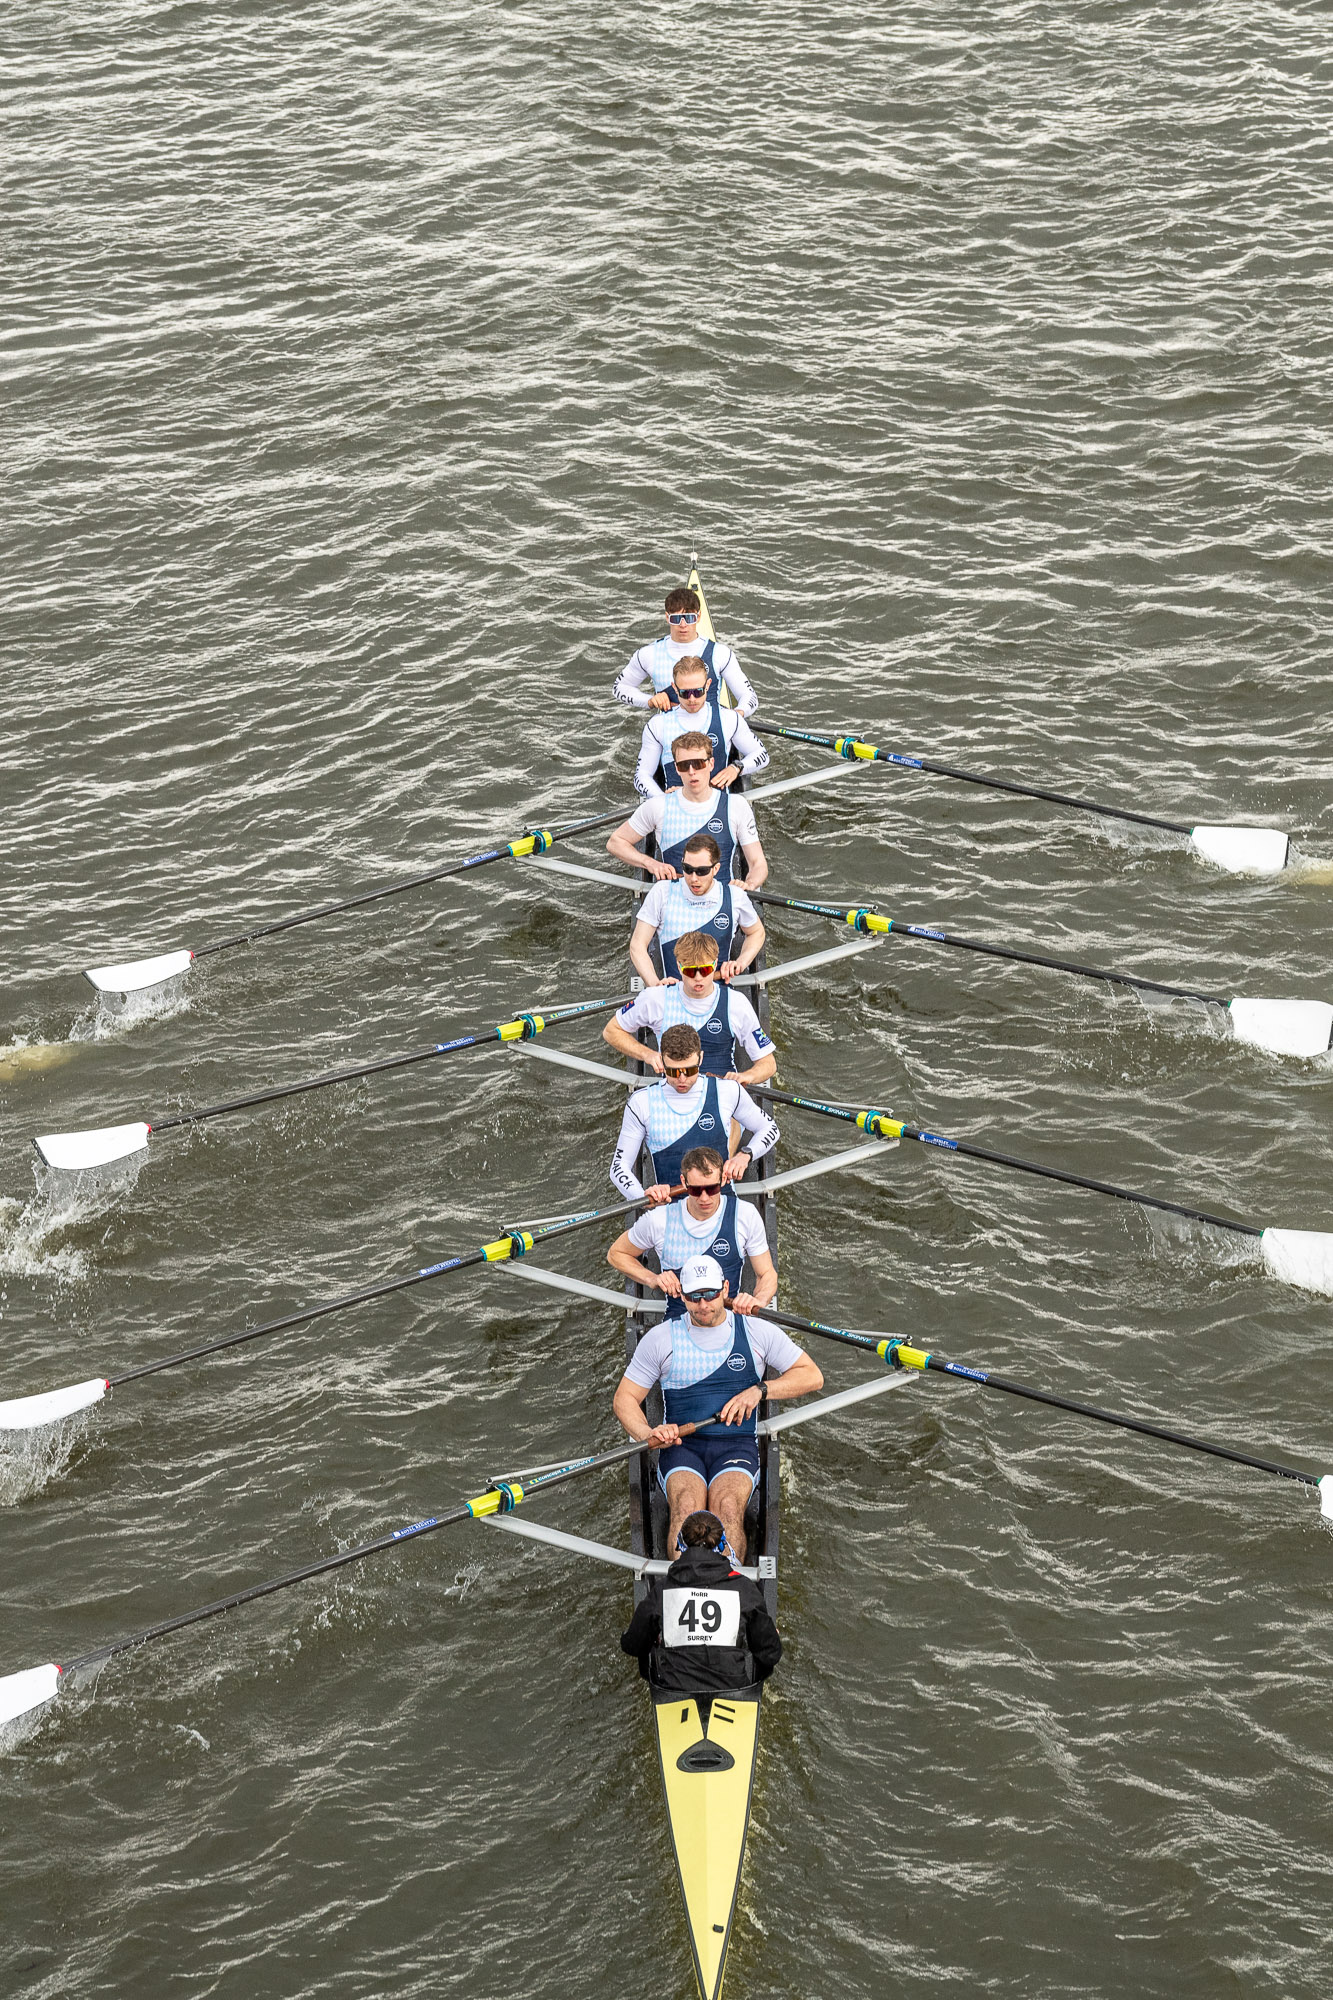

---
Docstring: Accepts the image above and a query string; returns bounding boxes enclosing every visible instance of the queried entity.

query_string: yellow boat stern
[652,1688,761,2000]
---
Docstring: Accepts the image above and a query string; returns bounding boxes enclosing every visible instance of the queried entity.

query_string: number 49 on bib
[662,1585,741,1648]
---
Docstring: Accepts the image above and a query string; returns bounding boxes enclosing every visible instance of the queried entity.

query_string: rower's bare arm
[720,918,766,983]
[606,1230,676,1293]
[738,838,768,889]
[607,821,676,880]
[733,1247,777,1313]
[628,919,664,988]
[730,1047,778,1088]
[603,1016,664,1069]
[613,1373,679,1446]
[763,1352,824,1402]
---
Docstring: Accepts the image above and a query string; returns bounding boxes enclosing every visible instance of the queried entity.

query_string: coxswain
[633,656,769,800]
[603,929,776,1085]
[619,1510,783,1693]
[606,1144,777,1319]
[607,727,769,894]
[613,584,758,717]
[609,1024,779,1204]
[612,1254,822,1561]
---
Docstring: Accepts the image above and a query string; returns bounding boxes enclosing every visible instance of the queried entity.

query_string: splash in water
[0,1153,149,1281]
[71,969,194,1044]
[0,1410,92,1507]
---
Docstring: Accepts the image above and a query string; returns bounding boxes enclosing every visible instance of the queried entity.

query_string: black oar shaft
[64,1414,723,1677]
[106,1188,671,1389]
[757,1085,1263,1240]
[750,1307,1320,1494]
[148,994,633,1137]
[751,720,1193,835]
[747,890,1226,1009]
[906,1349,1318,1488]
[194,807,628,958]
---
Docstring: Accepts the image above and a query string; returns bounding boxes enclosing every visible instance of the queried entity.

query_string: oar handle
[751,718,1193,835]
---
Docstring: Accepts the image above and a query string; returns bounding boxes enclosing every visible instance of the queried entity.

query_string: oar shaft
[756,1086,1263,1239]
[894,1346,1318,1488]
[751,720,1193,835]
[194,808,628,959]
[106,1187,679,1388]
[65,1412,723,1677]
[149,994,634,1136]
[747,891,1226,1009]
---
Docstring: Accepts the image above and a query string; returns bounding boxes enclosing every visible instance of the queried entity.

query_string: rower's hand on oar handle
[721,1151,751,1185]
[645,1181,678,1206]
[645,857,677,882]
[649,690,673,712]
[657,1270,684,1299]
[646,1421,682,1447]
[719,1385,764,1426]
[717,958,741,982]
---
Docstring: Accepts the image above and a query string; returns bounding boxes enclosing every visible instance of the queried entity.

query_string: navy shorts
[658,1430,759,1495]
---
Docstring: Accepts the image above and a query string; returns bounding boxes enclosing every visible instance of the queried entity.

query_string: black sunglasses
[683,1285,725,1303]
[679,859,715,877]
[685,1179,723,1196]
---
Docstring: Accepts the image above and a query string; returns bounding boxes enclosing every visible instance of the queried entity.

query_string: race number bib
[662,1586,741,1648]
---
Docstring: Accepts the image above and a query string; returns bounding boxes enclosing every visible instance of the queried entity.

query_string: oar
[748,1306,1333,1519]
[750,719,1290,877]
[755,1085,1333,1296]
[35,992,634,1173]
[0,1187,683,1436]
[81,807,631,999]
[746,890,1333,1061]
[0,1407,726,1734]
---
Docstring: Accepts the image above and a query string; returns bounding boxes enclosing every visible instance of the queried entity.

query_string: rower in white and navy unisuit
[629,834,765,984]
[613,583,758,716]
[608,730,767,888]
[611,1253,822,1561]
[606,1143,777,1321]
[633,655,769,800]
[609,1024,779,1203]
[604,928,776,1085]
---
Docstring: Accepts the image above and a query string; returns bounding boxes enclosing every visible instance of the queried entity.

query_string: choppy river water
[4,3,1333,1995]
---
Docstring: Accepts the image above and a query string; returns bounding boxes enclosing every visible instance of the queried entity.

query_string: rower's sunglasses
[679,858,715,875]
[665,1062,701,1079]
[678,963,716,978]
[684,1285,725,1303]
[666,611,696,625]
[674,756,710,774]
[677,682,708,699]
[685,1180,722,1196]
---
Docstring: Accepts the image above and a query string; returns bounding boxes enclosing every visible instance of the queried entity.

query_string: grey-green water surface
[4,3,1333,1995]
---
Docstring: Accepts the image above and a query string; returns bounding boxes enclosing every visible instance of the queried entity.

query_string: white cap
[679,1255,726,1297]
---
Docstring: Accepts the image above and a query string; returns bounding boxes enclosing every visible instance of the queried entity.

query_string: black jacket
[620,1545,783,1692]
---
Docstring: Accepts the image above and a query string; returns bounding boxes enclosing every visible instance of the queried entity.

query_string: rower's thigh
[707,1468,755,1516]
[663,1469,707,1512]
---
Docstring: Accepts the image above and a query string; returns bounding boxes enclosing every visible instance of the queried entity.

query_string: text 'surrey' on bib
[662,1586,742,1649]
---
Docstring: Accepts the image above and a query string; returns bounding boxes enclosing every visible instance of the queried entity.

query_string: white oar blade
[1260,1228,1333,1296]
[0,1662,60,1729]
[1228,997,1333,1060]
[0,1378,108,1432]
[34,1122,151,1172]
[83,949,194,996]
[1189,826,1289,876]
[1319,1477,1333,1522]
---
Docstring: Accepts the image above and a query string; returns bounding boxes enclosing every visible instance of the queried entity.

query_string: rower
[633,656,769,800]
[609,1025,780,1204]
[626,834,764,986]
[606,1144,777,1319]
[613,584,758,717]
[612,1254,823,1561]
[619,1509,783,1693]
[603,929,776,1084]
[606,730,769,895]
